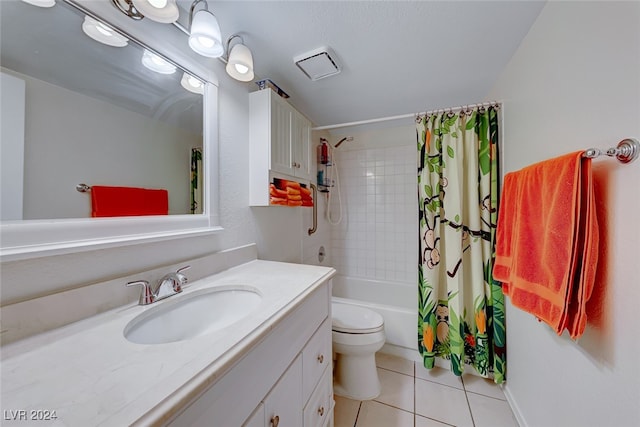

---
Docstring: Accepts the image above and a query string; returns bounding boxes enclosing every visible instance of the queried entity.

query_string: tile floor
[334,353,518,427]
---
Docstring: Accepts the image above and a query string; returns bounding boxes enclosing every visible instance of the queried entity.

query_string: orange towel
[493,152,598,339]
[270,184,288,199]
[91,186,168,217]
[285,181,301,190]
[270,197,288,206]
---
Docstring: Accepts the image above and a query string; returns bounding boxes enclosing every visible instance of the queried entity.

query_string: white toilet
[331,302,386,400]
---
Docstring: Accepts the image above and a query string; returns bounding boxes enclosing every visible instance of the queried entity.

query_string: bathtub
[331,276,418,352]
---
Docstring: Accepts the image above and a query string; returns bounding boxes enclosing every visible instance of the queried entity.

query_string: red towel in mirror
[91,186,169,217]
[493,152,599,339]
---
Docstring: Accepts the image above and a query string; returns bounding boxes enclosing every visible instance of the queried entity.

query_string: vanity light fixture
[225,35,254,82]
[188,0,223,58]
[141,50,176,74]
[180,72,204,95]
[130,0,179,23]
[20,0,55,7]
[82,16,129,47]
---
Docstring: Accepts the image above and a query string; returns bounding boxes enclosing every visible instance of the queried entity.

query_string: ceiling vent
[294,47,341,81]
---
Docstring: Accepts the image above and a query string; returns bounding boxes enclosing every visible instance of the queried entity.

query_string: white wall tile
[330,135,417,284]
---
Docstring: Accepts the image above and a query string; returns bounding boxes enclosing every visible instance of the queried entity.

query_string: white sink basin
[124,286,262,345]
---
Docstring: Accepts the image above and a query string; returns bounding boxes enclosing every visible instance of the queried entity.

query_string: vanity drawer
[303,364,332,427]
[302,317,332,403]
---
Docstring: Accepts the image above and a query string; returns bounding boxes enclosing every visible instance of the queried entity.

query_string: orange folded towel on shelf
[91,186,169,217]
[493,151,599,339]
[270,197,288,206]
[300,187,312,197]
[285,181,301,190]
[286,187,301,196]
[270,184,288,199]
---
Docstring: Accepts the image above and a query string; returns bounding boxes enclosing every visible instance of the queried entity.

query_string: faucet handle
[126,280,154,305]
[174,265,191,291]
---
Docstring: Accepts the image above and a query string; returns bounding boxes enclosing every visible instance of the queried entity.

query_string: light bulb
[181,72,205,95]
[141,50,176,74]
[82,16,128,47]
[96,23,113,37]
[197,36,215,49]
[147,0,167,8]
[234,64,249,74]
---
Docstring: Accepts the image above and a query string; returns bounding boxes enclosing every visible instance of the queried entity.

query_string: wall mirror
[0,0,221,260]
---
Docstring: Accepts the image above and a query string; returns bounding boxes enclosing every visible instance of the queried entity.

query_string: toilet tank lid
[331,302,384,333]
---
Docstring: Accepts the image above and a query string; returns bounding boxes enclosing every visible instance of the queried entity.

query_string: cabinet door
[264,355,303,427]
[243,403,265,427]
[270,96,293,176]
[290,110,312,181]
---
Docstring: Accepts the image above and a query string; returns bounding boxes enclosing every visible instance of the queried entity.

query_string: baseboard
[502,384,527,427]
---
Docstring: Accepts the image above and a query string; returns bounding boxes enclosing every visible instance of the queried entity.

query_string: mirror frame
[0,0,222,262]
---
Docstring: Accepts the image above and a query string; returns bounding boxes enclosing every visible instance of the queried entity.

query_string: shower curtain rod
[311,101,502,131]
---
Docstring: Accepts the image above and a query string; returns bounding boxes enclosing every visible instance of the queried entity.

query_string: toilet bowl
[332,302,385,400]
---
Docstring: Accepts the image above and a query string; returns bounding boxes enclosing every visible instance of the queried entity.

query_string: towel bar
[582,138,639,164]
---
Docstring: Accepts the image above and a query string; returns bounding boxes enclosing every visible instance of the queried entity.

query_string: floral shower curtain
[416,106,506,383]
[190,147,203,214]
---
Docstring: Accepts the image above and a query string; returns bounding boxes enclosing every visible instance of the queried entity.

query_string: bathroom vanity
[0,259,335,426]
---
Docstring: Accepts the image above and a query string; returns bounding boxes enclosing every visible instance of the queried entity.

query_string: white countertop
[0,260,335,426]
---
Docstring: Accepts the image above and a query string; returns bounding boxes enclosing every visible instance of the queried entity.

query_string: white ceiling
[179,0,547,128]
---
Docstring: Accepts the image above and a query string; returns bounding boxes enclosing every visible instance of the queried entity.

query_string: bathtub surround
[330,141,417,283]
[416,107,505,383]
[332,276,416,352]
[488,1,640,426]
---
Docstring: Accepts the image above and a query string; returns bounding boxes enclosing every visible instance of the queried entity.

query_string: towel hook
[76,183,91,192]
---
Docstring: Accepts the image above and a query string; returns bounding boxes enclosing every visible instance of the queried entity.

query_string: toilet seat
[332,302,384,334]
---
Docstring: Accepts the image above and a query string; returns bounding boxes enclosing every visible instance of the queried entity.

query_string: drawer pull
[317,354,324,364]
[318,406,325,417]
[271,415,280,427]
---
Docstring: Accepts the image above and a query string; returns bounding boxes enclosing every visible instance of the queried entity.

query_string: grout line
[370,399,415,416]
[353,401,362,427]
[415,414,457,427]
[414,375,465,391]
[465,389,508,401]
[462,377,477,427]
[413,362,416,427]
[377,365,414,378]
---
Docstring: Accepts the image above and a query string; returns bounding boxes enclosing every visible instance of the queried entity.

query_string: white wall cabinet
[249,88,313,206]
[167,281,333,427]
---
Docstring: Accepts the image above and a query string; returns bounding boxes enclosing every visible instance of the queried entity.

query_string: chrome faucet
[126,265,191,305]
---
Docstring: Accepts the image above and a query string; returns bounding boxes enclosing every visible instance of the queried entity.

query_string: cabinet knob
[271,415,280,427]
[318,406,325,417]
[317,354,324,364]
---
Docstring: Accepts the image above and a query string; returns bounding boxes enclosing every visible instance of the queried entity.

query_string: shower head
[334,136,354,148]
